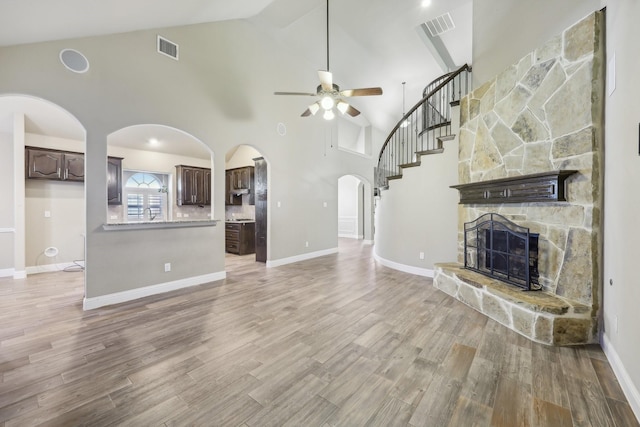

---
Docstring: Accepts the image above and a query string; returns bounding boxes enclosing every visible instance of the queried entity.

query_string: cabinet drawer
[226,241,239,253]
[225,230,239,241]
[225,223,240,230]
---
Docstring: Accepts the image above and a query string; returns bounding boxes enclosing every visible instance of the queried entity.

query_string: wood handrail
[377,64,471,163]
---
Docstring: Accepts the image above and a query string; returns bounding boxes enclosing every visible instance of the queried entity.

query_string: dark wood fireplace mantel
[451,170,578,204]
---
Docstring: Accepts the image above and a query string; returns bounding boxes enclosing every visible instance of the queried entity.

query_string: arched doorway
[338,174,374,243]
[0,95,86,283]
[224,144,269,266]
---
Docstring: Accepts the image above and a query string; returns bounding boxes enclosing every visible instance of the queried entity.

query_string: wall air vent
[157,35,179,60]
[424,12,455,37]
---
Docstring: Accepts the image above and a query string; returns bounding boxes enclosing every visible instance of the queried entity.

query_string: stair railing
[375,64,472,191]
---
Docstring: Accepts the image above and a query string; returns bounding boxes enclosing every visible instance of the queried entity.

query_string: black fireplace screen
[463,213,540,290]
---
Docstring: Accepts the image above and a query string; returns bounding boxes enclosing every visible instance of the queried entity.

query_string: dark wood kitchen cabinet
[26,146,84,181]
[225,170,242,206]
[176,165,211,206]
[225,222,255,255]
[107,156,123,205]
[226,166,255,205]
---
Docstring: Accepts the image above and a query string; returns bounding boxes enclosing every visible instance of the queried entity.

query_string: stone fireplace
[434,11,604,345]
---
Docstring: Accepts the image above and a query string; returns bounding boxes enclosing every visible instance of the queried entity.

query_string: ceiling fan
[274,0,383,120]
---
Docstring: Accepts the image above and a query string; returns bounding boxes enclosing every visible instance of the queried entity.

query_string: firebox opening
[464,213,540,291]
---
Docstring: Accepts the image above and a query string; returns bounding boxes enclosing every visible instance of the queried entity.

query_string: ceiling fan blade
[346,104,361,117]
[340,87,383,97]
[274,91,317,96]
[318,70,333,91]
[301,108,313,117]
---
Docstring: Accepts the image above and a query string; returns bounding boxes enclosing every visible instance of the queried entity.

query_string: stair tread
[399,162,421,169]
[387,175,403,181]
[438,134,456,142]
[416,148,445,155]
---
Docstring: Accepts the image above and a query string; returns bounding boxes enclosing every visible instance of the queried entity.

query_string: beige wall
[374,132,459,274]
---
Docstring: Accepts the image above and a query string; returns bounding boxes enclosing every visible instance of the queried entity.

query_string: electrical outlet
[183,213,189,218]
[419,252,425,260]
[323,201,327,208]
[176,212,182,218]
[44,210,51,218]
[164,263,171,272]
[305,241,309,247]
[277,201,281,208]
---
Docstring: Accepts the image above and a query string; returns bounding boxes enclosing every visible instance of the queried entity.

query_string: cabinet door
[192,168,206,205]
[181,167,196,205]
[27,148,63,179]
[64,153,85,181]
[107,157,123,205]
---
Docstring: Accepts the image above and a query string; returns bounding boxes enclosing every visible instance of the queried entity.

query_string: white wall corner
[83,271,226,310]
[601,333,640,423]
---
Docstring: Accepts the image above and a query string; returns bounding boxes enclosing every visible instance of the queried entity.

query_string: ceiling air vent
[157,35,179,60]
[424,12,455,37]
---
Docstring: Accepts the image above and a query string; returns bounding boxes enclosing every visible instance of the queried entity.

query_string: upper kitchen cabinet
[176,165,211,206]
[107,156,123,205]
[227,166,255,205]
[26,146,84,181]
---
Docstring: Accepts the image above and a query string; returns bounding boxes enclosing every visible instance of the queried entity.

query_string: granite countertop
[103,219,220,231]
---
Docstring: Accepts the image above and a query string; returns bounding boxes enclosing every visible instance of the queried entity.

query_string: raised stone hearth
[438,11,604,345]
[434,263,593,345]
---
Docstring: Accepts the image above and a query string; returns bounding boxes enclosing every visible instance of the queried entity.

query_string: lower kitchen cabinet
[225,222,255,255]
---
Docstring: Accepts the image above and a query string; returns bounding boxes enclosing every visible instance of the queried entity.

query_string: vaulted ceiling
[0,0,472,149]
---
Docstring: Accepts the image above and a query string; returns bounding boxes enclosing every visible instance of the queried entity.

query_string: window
[124,171,168,221]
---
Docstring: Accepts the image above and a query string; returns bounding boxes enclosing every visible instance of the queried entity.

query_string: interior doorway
[338,174,374,243]
[0,95,86,284]
[224,145,269,266]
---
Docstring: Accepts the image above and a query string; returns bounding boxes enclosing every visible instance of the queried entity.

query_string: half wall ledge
[434,262,595,346]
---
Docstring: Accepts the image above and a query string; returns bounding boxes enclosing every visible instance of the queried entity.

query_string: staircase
[375,64,472,193]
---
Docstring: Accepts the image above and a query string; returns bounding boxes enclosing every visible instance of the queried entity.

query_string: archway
[224,144,269,266]
[107,124,213,224]
[0,94,86,283]
[338,174,374,243]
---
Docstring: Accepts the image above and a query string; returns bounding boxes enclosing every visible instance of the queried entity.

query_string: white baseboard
[267,247,339,268]
[13,270,26,279]
[26,261,85,275]
[362,239,374,245]
[0,268,14,278]
[338,233,362,239]
[83,271,226,310]
[601,333,640,422]
[373,251,434,278]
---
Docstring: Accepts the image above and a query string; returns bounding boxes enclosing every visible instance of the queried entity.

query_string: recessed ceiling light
[422,0,432,7]
[149,138,159,145]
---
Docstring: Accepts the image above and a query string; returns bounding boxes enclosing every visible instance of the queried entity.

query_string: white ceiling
[0,0,472,157]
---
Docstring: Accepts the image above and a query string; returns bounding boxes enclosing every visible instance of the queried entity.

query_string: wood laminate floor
[0,239,638,426]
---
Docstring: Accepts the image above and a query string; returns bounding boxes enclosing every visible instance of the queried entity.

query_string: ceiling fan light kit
[274,0,383,120]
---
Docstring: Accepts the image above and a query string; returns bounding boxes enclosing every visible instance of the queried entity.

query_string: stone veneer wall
[453,12,604,337]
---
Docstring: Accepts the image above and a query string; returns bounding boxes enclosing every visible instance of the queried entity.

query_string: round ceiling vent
[277,122,287,136]
[59,49,89,73]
